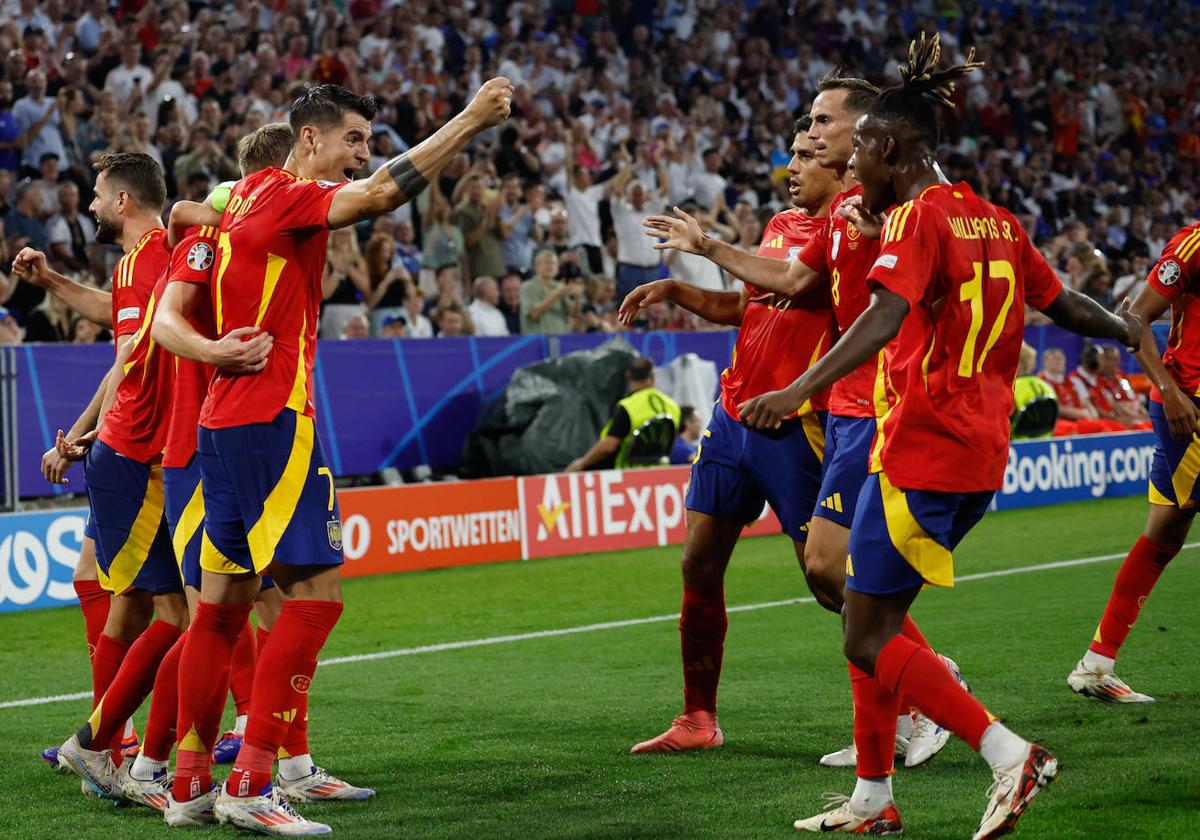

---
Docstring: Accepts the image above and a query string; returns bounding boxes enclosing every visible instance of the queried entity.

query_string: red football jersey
[163,226,219,468]
[98,230,180,463]
[866,182,1064,492]
[1146,221,1200,400]
[1040,372,1085,411]
[796,186,881,418]
[111,227,169,343]
[719,209,836,420]
[200,168,346,429]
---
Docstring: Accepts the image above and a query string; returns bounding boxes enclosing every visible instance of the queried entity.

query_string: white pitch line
[3,542,1196,712]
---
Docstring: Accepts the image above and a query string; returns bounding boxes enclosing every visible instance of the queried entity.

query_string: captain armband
[387,154,429,199]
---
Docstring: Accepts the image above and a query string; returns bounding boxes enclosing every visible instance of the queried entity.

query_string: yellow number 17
[957,259,1016,378]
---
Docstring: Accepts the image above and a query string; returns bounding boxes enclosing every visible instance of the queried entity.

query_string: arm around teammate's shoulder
[326,78,514,230]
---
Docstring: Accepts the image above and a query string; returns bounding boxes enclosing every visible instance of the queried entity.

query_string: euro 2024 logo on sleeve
[187,241,214,271]
[0,511,86,612]
[1158,259,1182,286]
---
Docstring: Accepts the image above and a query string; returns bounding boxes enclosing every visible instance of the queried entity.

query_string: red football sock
[899,615,931,650]
[680,586,727,715]
[850,663,900,778]
[85,620,181,759]
[74,580,110,660]
[1089,535,1177,659]
[874,634,992,751]
[173,601,253,801]
[229,620,257,717]
[142,631,186,762]
[232,600,342,797]
[92,634,131,709]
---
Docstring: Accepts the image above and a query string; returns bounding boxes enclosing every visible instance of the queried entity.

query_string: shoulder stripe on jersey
[885,203,915,243]
[1177,229,1200,262]
[117,235,153,290]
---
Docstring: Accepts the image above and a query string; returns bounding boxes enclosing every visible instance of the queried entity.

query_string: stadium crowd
[0,0,1196,344]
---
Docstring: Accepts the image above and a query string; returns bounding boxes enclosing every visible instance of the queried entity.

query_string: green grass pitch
[0,494,1196,838]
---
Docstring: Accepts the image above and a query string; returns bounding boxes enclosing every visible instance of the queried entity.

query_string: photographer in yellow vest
[566,357,682,471]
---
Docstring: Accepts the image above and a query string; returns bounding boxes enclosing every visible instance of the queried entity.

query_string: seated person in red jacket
[1039,346,1123,434]
[1098,345,1153,430]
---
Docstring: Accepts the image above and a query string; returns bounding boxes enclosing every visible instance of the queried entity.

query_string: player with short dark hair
[1066,216,1200,702]
[737,34,1140,837]
[15,153,187,791]
[618,116,842,753]
[646,75,963,769]
[156,78,512,835]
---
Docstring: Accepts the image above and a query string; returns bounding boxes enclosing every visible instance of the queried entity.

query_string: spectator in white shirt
[401,287,434,338]
[687,148,727,209]
[467,275,510,337]
[13,70,67,174]
[46,182,96,274]
[104,41,153,107]
[609,148,669,302]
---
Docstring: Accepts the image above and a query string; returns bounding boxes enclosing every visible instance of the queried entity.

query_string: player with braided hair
[745,33,1142,837]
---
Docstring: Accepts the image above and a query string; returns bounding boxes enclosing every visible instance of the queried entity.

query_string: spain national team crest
[1158,259,1182,286]
[290,675,312,693]
[327,519,343,551]
[846,222,861,249]
[186,241,214,271]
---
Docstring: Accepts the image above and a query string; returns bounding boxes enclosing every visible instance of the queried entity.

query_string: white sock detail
[849,775,893,813]
[1082,650,1115,673]
[123,719,135,739]
[131,753,169,781]
[978,722,1029,772]
[234,714,248,735]
[895,712,914,740]
[279,754,315,781]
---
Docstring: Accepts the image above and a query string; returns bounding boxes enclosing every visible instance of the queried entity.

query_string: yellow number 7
[317,467,335,511]
[957,259,1016,378]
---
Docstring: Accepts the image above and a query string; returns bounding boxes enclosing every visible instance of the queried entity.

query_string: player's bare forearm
[43,270,113,326]
[69,368,112,438]
[567,436,621,472]
[96,337,135,431]
[1041,288,1140,348]
[701,237,817,297]
[152,282,217,363]
[327,78,513,229]
[666,280,746,326]
[1123,284,1178,398]
[168,200,222,247]
[739,289,907,429]
[794,290,906,400]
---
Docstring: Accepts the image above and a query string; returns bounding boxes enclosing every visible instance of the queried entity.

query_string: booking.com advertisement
[0,431,1160,613]
[994,431,1156,510]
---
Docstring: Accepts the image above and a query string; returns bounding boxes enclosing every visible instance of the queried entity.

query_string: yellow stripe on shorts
[246,414,315,572]
[106,464,166,595]
[878,472,955,588]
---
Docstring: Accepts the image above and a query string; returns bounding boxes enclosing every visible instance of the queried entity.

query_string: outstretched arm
[152,281,273,374]
[11,248,112,326]
[644,208,820,297]
[326,78,514,229]
[1040,288,1141,348]
[619,279,749,327]
[739,288,910,429]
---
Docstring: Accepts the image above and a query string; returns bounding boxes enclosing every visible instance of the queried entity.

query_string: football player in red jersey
[739,35,1140,838]
[646,76,963,769]
[616,116,841,753]
[150,80,511,836]
[139,125,372,823]
[1067,220,1200,702]
[15,154,181,775]
[29,157,185,781]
